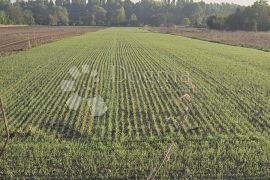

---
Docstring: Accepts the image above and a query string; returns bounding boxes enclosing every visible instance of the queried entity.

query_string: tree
[113,6,126,24]
[48,0,54,9]
[49,14,58,25]
[123,0,133,21]
[68,3,84,25]
[0,0,9,11]
[130,13,138,26]
[6,5,24,24]
[224,8,242,30]
[104,0,117,25]
[23,10,35,25]
[130,13,137,21]
[150,13,167,26]
[81,10,95,25]
[55,0,62,6]
[189,3,203,26]
[93,5,107,25]
[48,6,69,25]
[183,17,190,26]
[88,0,100,6]
[55,6,69,25]
[176,0,185,8]
[206,14,225,30]
[0,10,8,24]
[134,0,155,25]
[72,0,86,5]
[0,0,249,27]
[216,0,270,31]
[27,1,50,25]
[252,0,270,31]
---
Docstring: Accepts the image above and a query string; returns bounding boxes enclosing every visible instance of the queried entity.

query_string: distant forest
[0,0,239,26]
[207,0,270,31]
[1,0,270,31]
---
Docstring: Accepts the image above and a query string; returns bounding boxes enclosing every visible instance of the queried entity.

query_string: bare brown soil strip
[0,26,104,54]
[147,26,270,52]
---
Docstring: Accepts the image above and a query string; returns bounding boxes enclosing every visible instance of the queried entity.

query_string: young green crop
[0,28,270,178]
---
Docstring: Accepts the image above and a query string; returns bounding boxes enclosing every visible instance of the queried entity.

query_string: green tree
[27,1,50,25]
[72,0,86,5]
[49,14,58,25]
[6,5,24,24]
[55,0,63,6]
[252,0,270,31]
[130,13,137,21]
[55,6,69,25]
[93,5,107,25]
[190,3,203,26]
[134,0,155,25]
[113,6,126,24]
[123,0,133,21]
[48,0,54,9]
[222,0,270,31]
[81,11,95,25]
[69,3,84,25]
[0,0,9,11]
[130,13,138,26]
[206,14,225,30]
[0,0,249,27]
[150,13,167,26]
[23,10,35,25]
[0,10,8,24]
[183,17,190,26]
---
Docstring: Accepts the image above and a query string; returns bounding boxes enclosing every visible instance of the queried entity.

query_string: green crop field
[0,28,270,178]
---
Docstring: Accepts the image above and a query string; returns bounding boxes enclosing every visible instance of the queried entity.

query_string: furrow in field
[11,47,91,134]
[7,48,90,132]
[124,41,173,136]
[146,46,246,135]
[158,47,265,134]
[122,41,165,136]
[130,37,215,136]
[132,36,253,136]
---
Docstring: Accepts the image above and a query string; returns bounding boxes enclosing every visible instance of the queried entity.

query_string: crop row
[0,28,270,141]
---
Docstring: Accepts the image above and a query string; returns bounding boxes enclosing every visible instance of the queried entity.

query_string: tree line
[0,0,239,26]
[207,0,270,31]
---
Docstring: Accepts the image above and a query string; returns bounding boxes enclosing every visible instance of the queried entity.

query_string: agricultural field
[148,26,270,52]
[0,28,270,178]
[0,26,103,54]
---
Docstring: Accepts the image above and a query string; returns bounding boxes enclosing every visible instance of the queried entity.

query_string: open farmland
[148,26,270,52]
[0,28,270,178]
[0,26,103,54]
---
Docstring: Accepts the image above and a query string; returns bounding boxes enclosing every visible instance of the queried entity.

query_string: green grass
[0,28,270,178]
[1,135,270,178]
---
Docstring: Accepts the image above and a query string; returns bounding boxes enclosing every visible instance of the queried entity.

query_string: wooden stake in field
[147,79,196,180]
[27,33,31,49]
[0,97,10,158]
[27,40,31,49]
